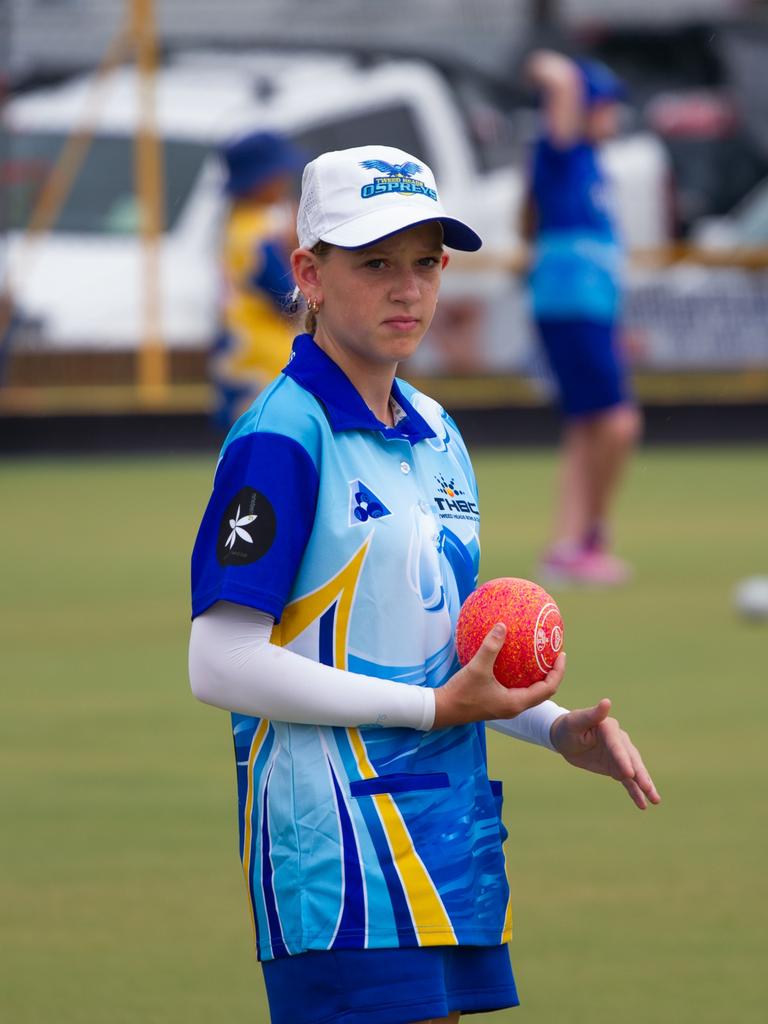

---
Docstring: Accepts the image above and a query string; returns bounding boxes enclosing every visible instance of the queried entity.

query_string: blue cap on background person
[221,130,306,197]
[575,59,628,107]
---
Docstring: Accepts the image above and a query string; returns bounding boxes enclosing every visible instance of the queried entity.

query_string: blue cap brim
[328,216,483,253]
[439,217,483,252]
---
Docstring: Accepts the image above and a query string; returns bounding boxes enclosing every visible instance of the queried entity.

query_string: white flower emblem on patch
[225,505,258,549]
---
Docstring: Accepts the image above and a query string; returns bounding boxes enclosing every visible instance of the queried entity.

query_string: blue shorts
[262,944,519,1024]
[536,317,631,418]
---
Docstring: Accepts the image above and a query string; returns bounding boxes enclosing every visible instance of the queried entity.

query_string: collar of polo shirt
[283,334,436,444]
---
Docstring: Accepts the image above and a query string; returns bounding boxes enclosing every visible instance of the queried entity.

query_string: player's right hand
[433,624,565,730]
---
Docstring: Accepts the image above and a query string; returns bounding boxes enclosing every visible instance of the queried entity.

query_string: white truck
[3,49,670,378]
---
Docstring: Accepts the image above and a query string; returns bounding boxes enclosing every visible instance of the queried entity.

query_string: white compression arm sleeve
[488,701,570,751]
[189,600,435,731]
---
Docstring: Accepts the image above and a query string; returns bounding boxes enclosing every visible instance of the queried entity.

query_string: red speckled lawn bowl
[455,577,564,688]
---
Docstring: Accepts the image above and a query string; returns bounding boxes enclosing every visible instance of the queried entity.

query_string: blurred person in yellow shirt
[212,131,304,428]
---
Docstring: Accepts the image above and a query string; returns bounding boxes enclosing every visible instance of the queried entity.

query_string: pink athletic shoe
[539,545,632,588]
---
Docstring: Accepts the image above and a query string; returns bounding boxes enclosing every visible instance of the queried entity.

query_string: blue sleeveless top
[529,136,623,322]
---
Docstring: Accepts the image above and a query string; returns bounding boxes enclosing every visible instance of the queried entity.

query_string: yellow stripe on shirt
[347,728,457,945]
[241,718,271,941]
[270,537,371,668]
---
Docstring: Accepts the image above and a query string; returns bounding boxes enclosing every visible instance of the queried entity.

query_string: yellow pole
[131,0,168,405]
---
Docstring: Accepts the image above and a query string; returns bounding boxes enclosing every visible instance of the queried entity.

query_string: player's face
[586,102,620,142]
[313,222,448,368]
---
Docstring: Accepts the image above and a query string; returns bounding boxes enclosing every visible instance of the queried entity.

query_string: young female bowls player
[189,145,659,1024]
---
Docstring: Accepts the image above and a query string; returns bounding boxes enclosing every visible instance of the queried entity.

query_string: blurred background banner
[1,0,767,425]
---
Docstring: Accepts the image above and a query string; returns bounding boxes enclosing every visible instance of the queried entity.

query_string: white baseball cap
[297,145,482,252]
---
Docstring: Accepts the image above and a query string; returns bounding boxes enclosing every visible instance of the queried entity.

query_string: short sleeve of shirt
[191,431,319,621]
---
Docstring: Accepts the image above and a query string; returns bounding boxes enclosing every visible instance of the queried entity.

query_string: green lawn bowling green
[0,446,765,1023]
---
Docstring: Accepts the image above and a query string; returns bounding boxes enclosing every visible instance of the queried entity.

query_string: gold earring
[308,296,320,313]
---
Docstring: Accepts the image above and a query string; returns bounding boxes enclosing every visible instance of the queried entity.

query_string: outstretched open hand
[550,699,661,810]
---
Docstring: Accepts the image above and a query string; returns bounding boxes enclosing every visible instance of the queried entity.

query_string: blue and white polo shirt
[191,333,511,961]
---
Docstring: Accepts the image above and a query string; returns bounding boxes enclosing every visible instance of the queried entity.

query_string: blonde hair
[304,241,332,335]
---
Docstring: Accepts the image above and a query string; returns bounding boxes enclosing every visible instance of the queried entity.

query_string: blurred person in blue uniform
[189,144,660,1024]
[211,130,304,429]
[523,51,642,586]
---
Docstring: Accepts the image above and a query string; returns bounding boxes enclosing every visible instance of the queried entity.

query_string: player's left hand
[550,699,661,810]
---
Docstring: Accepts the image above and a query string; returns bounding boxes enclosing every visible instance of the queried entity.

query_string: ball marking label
[551,625,563,652]
[533,602,560,672]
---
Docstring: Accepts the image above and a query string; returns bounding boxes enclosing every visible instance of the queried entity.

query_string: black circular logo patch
[216,487,276,566]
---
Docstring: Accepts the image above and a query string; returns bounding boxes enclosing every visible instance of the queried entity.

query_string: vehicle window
[291,103,435,173]
[583,25,724,104]
[450,74,528,173]
[664,135,768,233]
[1,130,210,234]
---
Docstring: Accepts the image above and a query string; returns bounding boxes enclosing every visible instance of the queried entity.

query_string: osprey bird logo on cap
[359,157,438,201]
[360,158,422,177]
